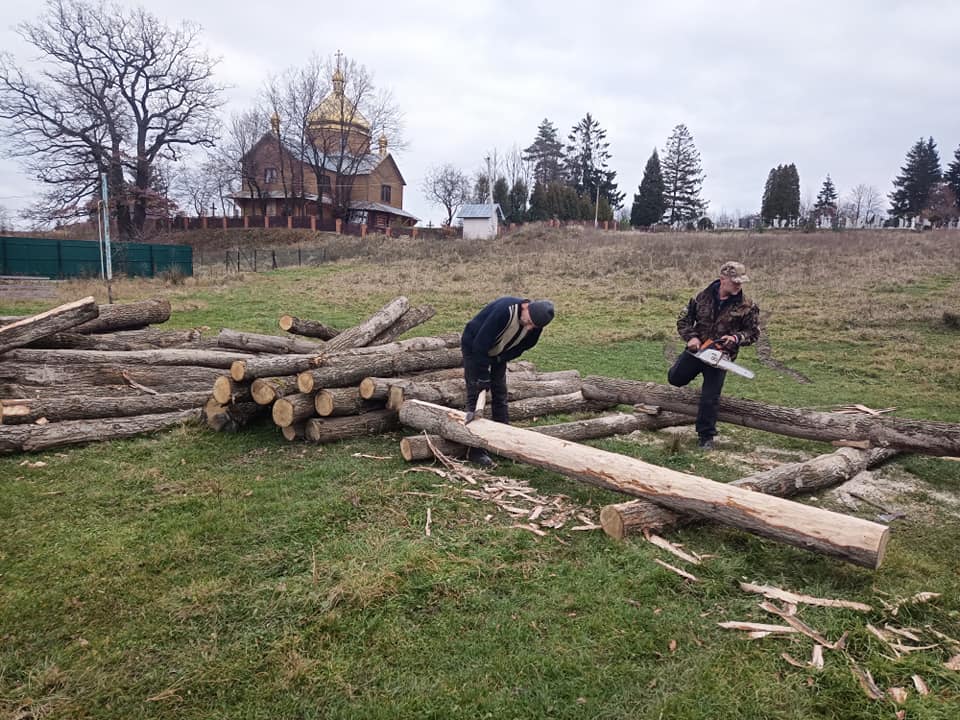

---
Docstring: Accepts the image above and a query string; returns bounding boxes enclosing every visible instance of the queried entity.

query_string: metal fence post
[254,249,257,272]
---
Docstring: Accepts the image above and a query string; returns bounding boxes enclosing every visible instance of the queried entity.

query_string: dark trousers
[667,351,726,440]
[462,352,509,423]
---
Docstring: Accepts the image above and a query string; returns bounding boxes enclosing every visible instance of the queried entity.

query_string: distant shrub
[944,311,960,330]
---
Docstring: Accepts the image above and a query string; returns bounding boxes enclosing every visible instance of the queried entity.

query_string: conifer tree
[813,174,838,222]
[527,181,548,220]
[660,123,706,225]
[761,165,801,225]
[889,137,942,219]
[493,176,510,217]
[508,179,528,222]
[630,149,666,226]
[523,119,564,186]
[563,113,623,208]
[945,145,960,210]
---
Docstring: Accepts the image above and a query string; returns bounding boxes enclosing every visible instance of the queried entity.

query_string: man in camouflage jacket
[668,261,760,449]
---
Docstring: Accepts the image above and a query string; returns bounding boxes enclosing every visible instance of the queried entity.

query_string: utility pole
[593,182,601,228]
[100,173,114,303]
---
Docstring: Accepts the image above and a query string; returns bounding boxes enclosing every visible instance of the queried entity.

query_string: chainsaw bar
[693,347,755,379]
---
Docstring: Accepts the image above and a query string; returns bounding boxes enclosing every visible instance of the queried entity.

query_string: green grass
[2,228,960,719]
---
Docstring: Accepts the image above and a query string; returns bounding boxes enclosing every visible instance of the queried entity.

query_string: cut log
[315,387,383,417]
[272,392,318,428]
[323,332,460,357]
[297,347,462,393]
[390,389,612,421]
[583,376,960,457]
[250,375,301,405]
[1,390,210,425]
[304,409,399,443]
[71,298,171,333]
[281,423,306,441]
[0,296,99,354]
[358,367,577,401]
[385,375,583,410]
[399,410,693,461]
[0,408,200,454]
[398,399,891,569]
[599,446,899,539]
[230,354,320,382]
[323,297,410,351]
[212,376,252,404]
[0,363,223,397]
[27,327,203,350]
[217,328,325,354]
[4,347,253,369]
[368,304,436,345]
[278,314,340,340]
[203,398,266,432]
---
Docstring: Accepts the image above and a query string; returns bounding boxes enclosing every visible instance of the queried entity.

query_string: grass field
[2,226,960,719]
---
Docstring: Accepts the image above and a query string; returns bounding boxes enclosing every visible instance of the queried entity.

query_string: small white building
[458,203,505,240]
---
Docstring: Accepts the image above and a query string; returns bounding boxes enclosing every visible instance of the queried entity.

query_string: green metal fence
[0,236,192,279]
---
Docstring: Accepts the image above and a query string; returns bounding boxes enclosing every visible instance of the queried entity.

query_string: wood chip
[719,621,798,634]
[887,687,908,705]
[759,601,841,649]
[511,523,547,537]
[424,507,432,537]
[645,532,702,565]
[883,624,922,642]
[739,581,871,612]
[911,674,929,695]
[849,659,884,700]
[653,558,699,582]
[351,453,392,460]
[810,644,824,670]
[780,652,806,668]
[944,654,960,671]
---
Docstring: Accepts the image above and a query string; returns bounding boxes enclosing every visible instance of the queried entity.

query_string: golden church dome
[307,67,370,135]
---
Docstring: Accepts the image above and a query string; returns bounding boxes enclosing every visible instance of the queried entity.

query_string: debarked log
[398,399,890,569]
[1,390,210,425]
[0,408,200,454]
[399,410,693,461]
[304,409,399,444]
[582,376,960,457]
[600,447,900,539]
[0,296,99,354]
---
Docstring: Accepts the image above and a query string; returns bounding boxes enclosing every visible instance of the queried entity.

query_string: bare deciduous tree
[0,0,224,239]
[842,184,883,226]
[421,163,470,226]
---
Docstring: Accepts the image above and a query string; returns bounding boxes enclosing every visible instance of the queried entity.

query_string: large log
[27,327,203,351]
[391,389,612,421]
[296,347,463,393]
[358,367,577,401]
[212,376,252,404]
[278,314,340,340]
[4,347,253,369]
[1,390,210,425]
[583,376,960,457]
[398,400,891,569]
[323,297,410,351]
[281,423,306,441]
[0,363,222,397]
[315,387,384,417]
[217,328,325,354]
[203,398,266,432]
[250,375,301,405]
[304,409,399,443]
[600,447,900,539]
[385,375,583,410]
[0,297,99,354]
[272,392,318,428]
[400,410,693,461]
[368,304,436,345]
[71,298,171,333]
[230,354,320,382]
[0,408,200,454]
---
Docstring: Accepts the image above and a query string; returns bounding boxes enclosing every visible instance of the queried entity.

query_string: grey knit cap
[527,300,555,328]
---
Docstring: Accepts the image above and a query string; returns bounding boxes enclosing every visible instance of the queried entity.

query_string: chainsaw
[691,339,755,379]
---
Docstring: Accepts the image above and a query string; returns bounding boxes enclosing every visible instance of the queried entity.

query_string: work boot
[466,447,495,467]
[697,436,715,451]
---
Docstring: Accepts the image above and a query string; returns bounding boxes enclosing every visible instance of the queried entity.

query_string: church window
[264,167,277,183]
[380,184,392,203]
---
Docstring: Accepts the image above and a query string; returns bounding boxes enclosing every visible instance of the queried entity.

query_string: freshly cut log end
[230,360,247,382]
[599,505,626,541]
[271,392,317,428]
[251,375,300,405]
[213,376,251,404]
[281,423,306,441]
[359,377,379,400]
[0,296,99,354]
[279,314,340,340]
[304,409,399,444]
[204,398,264,432]
[399,434,468,462]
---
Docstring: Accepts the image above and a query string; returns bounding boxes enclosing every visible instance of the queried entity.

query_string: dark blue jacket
[462,297,543,377]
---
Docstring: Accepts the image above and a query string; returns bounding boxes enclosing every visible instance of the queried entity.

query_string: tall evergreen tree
[760,167,778,224]
[761,164,801,225]
[523,119,564,186]
[889,137,942,219]
[781,164,800,223]
[660,123,706,225]
[492,176,510,218]
[813,175,839,217]
[527,181,548,221]
[630,149,666,226]
[472,173,490,204]
[945,145,960,210]
[563,113,623,209]
[508,179,528,222]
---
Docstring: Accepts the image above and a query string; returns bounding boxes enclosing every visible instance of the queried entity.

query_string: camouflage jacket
[676,279,760,360]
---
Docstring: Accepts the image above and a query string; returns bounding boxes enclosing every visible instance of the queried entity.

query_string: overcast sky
[1,0,959,227]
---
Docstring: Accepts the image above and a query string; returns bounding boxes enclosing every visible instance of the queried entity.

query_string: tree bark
[323,296,410,351]
[385,375,583,410]
[398,399,891,569]
[217,328,325,354]
[203,398,265,433]
[368,304,436,345]
[5,347,253,369]
[400,410,693,461]
[0,363,222,397]
[600,447,900,539]
[304,409,399,444]
[231,354,320,382]
[212,376,252,404]
[390,389,612,421]
[0,297,99,354]
[315,387,384,417]
[1,390,210,425]
[72,298,171,333]
[27,327,203,351]
[0,408,200,454]
[250,375,301,405]
[281,423,306,441]
[296,348,463,393]
[582,376,960,457]
[272,392,318,428]
[278,314,340,340]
